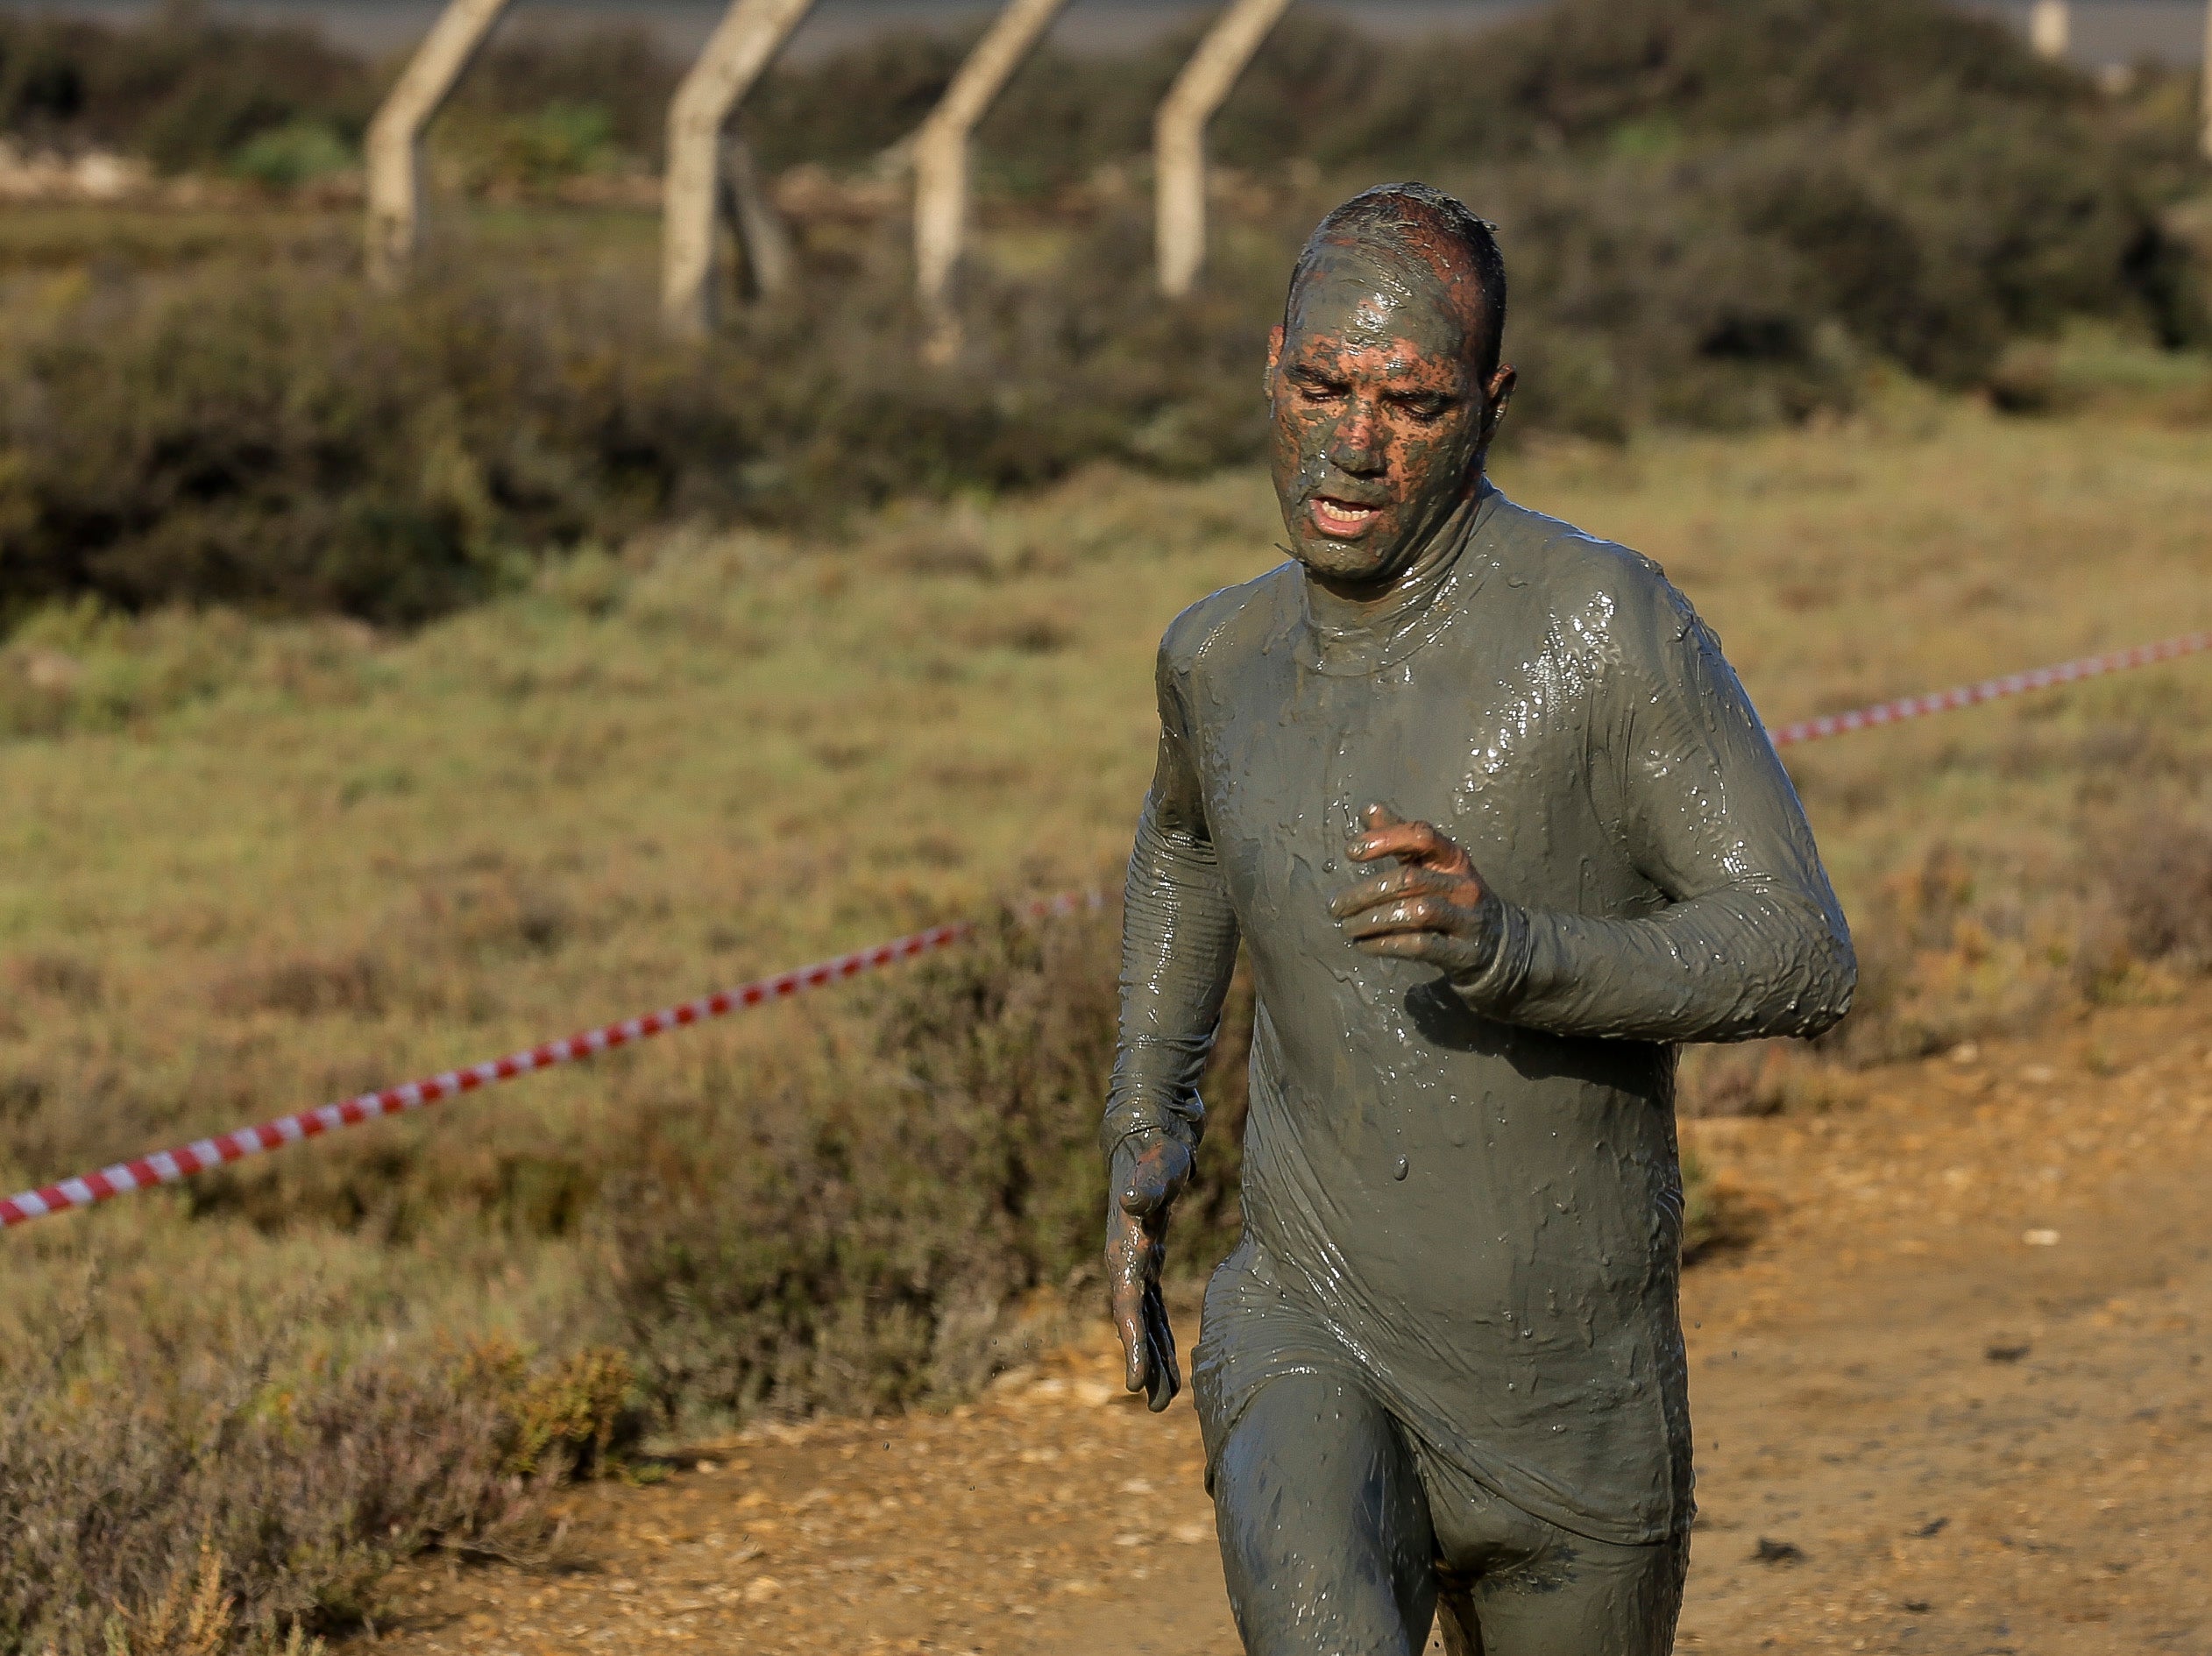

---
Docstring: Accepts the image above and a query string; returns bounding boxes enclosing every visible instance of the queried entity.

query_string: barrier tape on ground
[4,632,2205,1233]
[1764,631,2209,747]
[0,891,1102,1230]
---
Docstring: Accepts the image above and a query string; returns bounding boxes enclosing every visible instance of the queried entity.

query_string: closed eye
[1389,393,1458,423]
[1290,368,1350,402]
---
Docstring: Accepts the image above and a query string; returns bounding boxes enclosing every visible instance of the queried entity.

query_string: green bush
[0,217,1270,623]
[603,903,1253,1430]
[441,25,677,168]
[748,29,969,173]
[226,121,351,190]
[0,8,372,173]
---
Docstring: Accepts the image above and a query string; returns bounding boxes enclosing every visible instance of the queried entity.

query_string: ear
[1264,325,1285,400]
[1482,364,1518,442]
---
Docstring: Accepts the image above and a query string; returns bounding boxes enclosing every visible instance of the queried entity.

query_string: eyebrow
[1291,343,1463,386]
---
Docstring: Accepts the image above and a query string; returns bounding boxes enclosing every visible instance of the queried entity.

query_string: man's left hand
[1330,803,1505,978]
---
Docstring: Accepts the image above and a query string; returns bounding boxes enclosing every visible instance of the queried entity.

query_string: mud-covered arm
[1100,655,1241,1158]
[1453,597,1854,1044]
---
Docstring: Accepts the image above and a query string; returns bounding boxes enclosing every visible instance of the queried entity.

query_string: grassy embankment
[3,397,2211,1646]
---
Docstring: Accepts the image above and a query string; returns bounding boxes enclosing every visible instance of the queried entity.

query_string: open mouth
[1309,495,1385,537]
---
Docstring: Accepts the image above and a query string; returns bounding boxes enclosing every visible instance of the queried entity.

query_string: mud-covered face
[1267,240,1509,591]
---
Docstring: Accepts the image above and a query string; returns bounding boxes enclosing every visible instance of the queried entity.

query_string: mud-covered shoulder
[1484,496,1713,683]
[1158,560,1300,683]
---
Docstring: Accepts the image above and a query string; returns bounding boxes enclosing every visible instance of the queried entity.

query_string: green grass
[2,395,2210,1642]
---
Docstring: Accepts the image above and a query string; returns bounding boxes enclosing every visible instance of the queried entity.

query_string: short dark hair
[1286,183,1508,380]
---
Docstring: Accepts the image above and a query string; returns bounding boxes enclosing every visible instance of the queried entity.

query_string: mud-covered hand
[1330,803,1506,979]
[1104,1130,1192,1412]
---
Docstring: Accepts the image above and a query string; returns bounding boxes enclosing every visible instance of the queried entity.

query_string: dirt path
[366,991,2212,1655]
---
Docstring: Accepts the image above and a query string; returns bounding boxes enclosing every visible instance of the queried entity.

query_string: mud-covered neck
[1297,480,1498,676]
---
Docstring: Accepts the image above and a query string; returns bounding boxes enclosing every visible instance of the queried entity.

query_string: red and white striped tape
[0,893,1101,1231]
[1765,631,2209,747]
[3,632,2204,1233]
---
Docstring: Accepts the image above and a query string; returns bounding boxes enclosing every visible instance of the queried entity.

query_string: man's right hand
[1105,1131,1193,1412]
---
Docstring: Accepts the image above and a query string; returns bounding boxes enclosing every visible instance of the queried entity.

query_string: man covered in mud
[1101,183,1855,1655]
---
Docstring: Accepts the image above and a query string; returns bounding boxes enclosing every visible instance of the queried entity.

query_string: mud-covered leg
[1211,1372,1437,1656]
[1463,1526,1687,1656]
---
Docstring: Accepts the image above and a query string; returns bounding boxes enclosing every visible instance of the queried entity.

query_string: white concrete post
[2201,0,2212,161]
[913,0,1071,337]
[663,0,819,338]
[365,0,514,289]
[2029,0,2070,61]
[1155,0,1294,299]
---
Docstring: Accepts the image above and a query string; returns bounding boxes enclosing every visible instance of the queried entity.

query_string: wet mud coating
[1104,185,1854,1655]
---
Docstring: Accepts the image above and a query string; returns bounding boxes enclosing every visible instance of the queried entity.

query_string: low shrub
[1679,1150,1773,1263]
[2103,811,2212,972]
[94,1544,321,1656]
[0,9,372,173]
[602,902,1252,1431]
[0,11,672,187]
[0,219,1268,624]
[226,121,351,191]
[0,1292,626,1651]
[440,25,677,175]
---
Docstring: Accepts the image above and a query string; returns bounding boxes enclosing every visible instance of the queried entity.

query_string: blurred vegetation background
[0,0,2205,623]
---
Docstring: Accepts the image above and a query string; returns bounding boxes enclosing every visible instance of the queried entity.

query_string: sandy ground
[363,988,2212,1655]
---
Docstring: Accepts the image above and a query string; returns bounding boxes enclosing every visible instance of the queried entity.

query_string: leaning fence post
[2201,0,2212,161]
[912,0,1071,354]
[1155,0,1293,299]
[2028,0,2069,60]
[365,0,514,289]
[721,132,796,299]
[663,0,819,338]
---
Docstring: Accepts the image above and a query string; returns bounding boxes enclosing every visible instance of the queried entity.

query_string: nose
[1324,395,1388,478]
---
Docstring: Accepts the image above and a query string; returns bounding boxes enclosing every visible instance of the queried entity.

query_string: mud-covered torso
[1171,491,1700,1539]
